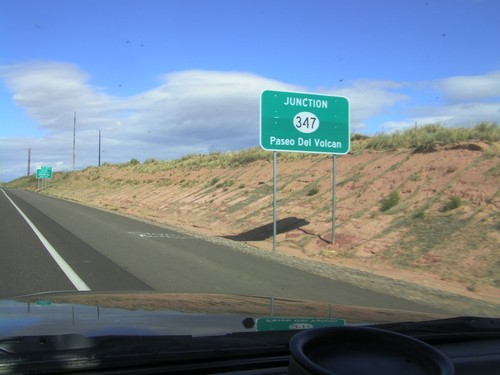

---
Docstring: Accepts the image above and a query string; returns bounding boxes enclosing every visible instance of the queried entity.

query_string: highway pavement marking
[1,189,91,292]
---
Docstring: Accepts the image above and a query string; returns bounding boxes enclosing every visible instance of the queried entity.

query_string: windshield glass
[0,0,499,336]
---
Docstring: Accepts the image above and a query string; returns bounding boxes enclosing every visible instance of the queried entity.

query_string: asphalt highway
[0,188,443,313]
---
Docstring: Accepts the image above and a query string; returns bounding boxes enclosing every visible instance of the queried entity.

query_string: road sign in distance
[36,166,53,179]
[260,90,350,154]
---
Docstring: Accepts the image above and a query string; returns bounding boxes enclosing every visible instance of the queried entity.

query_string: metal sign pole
[273,151,277,252]
[332,155,337,243]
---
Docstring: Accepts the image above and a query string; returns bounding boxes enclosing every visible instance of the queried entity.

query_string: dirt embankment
[29,142,500,309]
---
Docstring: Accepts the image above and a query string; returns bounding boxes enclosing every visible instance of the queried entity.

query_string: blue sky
[1,0,499,181]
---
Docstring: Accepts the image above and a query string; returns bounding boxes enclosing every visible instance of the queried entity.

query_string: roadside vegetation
[379,191,400,212]
[6,122,498,189]
[360,122,499,151]
[6,122,499,187]
[123,122,499,173]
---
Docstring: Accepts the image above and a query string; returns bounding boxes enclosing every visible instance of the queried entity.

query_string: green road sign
[36,299,52,306]
[256,317,346,331]
[260,90,350,154]
[36,166,52,179]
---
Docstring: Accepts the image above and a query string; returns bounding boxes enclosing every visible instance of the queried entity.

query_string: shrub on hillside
[441,196,462,212]
[307,186,319,196]
[380,191,400,212]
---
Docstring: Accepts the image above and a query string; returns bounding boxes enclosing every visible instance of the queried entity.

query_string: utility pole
[98,130,101,167]
[72,111,76,170]
[27,148,31,177]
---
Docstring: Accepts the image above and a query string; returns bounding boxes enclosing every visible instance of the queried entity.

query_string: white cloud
[322,80,408,131]
[435,71,500,102]
[123,70,300,149]
[380,71,500,132]
[2,62,120,133]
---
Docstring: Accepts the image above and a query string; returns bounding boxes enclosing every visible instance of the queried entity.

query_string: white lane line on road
[1,189,91,291]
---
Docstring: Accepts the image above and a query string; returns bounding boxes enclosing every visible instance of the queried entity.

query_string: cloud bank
[1,62,499,181]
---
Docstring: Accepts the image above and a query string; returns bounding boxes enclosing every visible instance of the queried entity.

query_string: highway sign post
[260,90,350,250]
[36,166,52,190]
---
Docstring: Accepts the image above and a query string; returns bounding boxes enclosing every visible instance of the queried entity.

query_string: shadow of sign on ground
[224,217,310,242]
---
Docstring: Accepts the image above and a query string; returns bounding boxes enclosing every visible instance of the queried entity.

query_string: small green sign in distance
[36,166,52,179]
[260,90,350,154]
[36,299,52,306]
